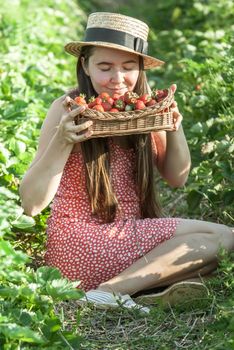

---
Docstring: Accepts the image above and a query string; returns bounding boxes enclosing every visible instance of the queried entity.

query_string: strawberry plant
[0,240,84,349]
[1,0,234,348]
[0,1,86,348]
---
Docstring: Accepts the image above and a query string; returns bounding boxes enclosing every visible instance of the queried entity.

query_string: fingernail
[85,130,93,138]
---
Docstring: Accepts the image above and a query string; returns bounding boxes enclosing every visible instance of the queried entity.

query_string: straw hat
[64,12,165,70]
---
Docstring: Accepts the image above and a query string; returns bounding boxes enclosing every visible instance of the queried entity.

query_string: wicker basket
[74,88,175,137]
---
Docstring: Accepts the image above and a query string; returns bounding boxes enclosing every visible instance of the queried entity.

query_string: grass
[13,203,234,349]
[52,250,234,350]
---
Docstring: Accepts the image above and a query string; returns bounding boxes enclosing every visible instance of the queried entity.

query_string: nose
[110,69,125,84]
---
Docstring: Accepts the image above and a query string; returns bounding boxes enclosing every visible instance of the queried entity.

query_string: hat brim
[64,41,165,70]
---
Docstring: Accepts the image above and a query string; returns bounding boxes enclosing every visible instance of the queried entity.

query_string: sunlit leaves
[0,2,86,347]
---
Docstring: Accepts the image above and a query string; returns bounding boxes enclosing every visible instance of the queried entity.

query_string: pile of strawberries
[72,89,169,113]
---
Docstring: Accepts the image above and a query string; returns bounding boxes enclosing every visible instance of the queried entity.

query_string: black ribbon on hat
[84,28,148,55]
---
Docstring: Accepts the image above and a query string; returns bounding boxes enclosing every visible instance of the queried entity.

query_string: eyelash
[100,67,133,72]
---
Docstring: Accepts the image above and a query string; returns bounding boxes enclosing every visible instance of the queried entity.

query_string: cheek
[91,71,110,88]
[125,70,139,85]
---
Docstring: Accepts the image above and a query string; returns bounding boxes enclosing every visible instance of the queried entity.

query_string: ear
[81,56,90,76]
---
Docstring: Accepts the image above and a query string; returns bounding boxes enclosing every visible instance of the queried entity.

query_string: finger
[170,100,177,108]
[66,129,93,143]
[170,84,177,94]
[69,120,93,133]
[67,105,87,120]
[173,113,183,131]
[62,96,73,109]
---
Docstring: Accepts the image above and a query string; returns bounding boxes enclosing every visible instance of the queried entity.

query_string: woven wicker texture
[87,12,149,41]
[73,88,175,138]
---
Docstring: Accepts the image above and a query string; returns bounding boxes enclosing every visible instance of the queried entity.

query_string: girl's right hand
[59,96,93,144]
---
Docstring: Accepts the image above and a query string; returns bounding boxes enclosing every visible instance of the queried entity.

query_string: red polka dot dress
[45,137,179,291]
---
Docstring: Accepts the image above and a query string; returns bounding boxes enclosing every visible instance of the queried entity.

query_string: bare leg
[144,260,218,289]
[97,219,234,295]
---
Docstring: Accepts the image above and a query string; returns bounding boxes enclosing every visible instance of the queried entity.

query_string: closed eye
[99,66,136,72]
[123,66,135,71]
[100,68,111,72]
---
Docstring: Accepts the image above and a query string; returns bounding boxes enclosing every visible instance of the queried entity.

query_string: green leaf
[18,311,34,327]
[41,316,61,338]
[9,138,26,156]
[0,286,19,298]
[223,190,234,205]
[171,7,182,22]
[0,323,45,344]
[0,186,18,200]
[190,122,204,135]
[45,278,84,300]
[12,214,35,229]
[187,190,203,211]
[0,144,10,164]
[36,266,62,285]
[0,240,28,264]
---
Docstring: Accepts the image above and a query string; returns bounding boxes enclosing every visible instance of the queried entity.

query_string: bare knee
[214,225,234,252]
[175,219,234,251]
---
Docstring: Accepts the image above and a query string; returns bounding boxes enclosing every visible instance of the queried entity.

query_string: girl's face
[82,47,140,96]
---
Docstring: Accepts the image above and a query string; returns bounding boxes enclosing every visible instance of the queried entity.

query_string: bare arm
[153,84,191,187]
[19,96,93,216]
[153,127,191,188]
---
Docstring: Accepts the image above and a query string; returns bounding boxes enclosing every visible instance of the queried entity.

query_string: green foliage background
[0,0,234,349]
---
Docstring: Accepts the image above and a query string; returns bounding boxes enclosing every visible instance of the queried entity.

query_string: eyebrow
[96,60,138,66]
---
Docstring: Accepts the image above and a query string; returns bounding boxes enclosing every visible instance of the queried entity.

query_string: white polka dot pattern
[45,137,179,291]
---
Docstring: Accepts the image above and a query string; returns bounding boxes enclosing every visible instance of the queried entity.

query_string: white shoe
[134,281,209,307]
[77,290,150,314]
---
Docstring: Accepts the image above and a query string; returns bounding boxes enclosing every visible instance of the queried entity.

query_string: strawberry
[87,96,95,107]
[159,89,168,100]
[88,97,102,108]
[124,91,139,104]
[109,108,119,112]
[74,94,87,105]
[119,95,126,102]
[152,89,168,102]
[139,93,151,104]
[92,104,105,112]
[101,101,112,111]
[195,84,202,91]
[125,104,135,111]
[135,100,146,110]
[146,99,157,107]
[98,92,110,100]
[94,97,103,105]
[106,97,114,106]
[112,93,121,100]
[113,99,125,111]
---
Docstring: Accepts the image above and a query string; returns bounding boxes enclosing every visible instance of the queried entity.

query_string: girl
[19,12,233,312]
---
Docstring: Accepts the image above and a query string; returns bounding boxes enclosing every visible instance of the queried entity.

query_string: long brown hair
[70,46,162,222]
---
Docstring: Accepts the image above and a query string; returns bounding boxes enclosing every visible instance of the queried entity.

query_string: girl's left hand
[170,84,183,131]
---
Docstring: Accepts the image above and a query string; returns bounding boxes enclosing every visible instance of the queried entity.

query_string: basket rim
[80,88,174,121]
[80,110,173,121]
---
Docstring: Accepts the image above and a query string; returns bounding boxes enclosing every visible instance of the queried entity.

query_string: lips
[109,88,127,94]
